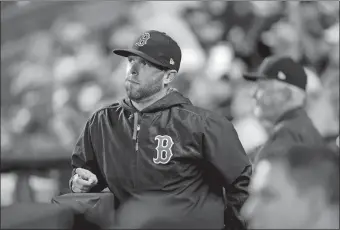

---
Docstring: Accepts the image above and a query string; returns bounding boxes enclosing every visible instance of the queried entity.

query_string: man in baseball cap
[243,56,325,164]
[111,30,181,109]
[69,30,251,229]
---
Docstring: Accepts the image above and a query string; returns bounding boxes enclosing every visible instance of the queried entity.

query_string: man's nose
[129,64,139,75]
[127,67,138,78]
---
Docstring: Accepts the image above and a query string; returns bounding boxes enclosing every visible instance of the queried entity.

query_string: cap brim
[243,72,271,81]
[113,49,165,69]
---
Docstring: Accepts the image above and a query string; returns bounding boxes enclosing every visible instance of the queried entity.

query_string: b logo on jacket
[154,135,174,164]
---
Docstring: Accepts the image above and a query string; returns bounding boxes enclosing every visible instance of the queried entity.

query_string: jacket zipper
[135,124,140,151]
[132,112,141,151]
[131,112,142,189]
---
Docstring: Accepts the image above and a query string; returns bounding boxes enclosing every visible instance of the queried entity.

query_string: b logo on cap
[135,32,151,47]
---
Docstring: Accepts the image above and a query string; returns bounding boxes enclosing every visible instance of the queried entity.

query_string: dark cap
[243,56,307,90]
[113,30,181,72]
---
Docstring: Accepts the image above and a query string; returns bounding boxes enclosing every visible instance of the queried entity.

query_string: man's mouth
[127,79,139,84]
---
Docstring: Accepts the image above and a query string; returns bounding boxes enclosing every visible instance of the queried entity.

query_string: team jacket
[70,89,251,229]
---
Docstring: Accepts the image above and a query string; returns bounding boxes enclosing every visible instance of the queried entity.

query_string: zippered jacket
[70,89,251,229]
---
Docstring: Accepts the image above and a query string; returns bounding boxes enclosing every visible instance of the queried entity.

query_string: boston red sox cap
[243,56,307,91]
[113,30,182,72]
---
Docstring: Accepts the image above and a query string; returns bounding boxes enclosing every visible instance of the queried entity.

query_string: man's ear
[163,70,177,85]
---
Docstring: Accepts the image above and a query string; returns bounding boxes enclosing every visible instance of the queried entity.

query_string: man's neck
[131,88,168,112]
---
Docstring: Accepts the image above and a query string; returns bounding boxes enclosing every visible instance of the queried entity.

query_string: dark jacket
[70,89,251,229]
[254,107,325,163]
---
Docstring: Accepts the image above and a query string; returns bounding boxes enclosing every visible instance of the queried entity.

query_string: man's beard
[125,78,163,102]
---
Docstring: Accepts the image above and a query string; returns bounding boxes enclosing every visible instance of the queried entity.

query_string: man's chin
[125,87,140,101]
[127,94,141,102]
[127,91,148,103]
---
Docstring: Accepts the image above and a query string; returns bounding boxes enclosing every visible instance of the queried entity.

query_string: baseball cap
[113,30,181,72]
[243,56,307,91]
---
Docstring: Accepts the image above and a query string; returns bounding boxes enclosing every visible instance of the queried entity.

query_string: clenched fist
[71,168,98,193]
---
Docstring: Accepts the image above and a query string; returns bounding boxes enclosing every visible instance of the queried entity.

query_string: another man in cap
[69,30,251,229]
[241,144,339,229]
[243,56,325,164]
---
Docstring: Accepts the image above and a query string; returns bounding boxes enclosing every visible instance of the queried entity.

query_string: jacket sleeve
[202,115,252,229]
[69,114,108,193]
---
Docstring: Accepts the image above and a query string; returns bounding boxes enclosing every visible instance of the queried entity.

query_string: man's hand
[71,168,98,193]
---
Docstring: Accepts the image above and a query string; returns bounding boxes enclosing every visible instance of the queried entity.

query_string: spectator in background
[241,145,339,229]
[243,56,325,164]
[230,83,268,154]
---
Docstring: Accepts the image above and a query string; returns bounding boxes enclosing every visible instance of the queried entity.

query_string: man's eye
[141,60,147,65]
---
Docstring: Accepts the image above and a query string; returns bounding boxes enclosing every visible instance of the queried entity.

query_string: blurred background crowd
[1,1,339,206]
